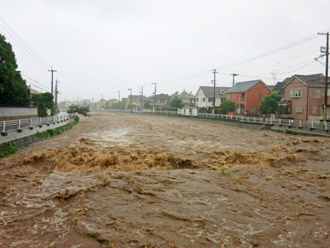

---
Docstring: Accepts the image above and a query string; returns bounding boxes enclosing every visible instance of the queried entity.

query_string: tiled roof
[226,80,261,93]
[151,94,171,99]
[30,88,40,94]
[295,73,324,86]
[198,86,230,98]
[273,77,290,92]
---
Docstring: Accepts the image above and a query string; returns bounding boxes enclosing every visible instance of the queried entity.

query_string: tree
[0,33,30,106]
[219,101,236,114]
[167,97,183,110]
[144,100,151,109]
[67,104,90,116]
[31,93,54,117]
[259,92,281,114]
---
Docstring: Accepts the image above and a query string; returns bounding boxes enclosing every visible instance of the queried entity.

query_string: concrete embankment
[0,117,78,156]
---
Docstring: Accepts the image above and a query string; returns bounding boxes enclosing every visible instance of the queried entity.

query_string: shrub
[0,142,18,158]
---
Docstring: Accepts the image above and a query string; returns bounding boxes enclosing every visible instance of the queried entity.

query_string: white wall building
[195,86,230,111]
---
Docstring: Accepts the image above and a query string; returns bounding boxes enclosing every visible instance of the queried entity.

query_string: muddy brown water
[0,112,329,247]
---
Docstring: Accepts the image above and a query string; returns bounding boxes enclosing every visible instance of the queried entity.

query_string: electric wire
[0,16,49,69]
[21,73,50,90]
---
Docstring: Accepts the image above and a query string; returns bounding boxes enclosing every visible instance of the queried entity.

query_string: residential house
[107,99,119,107]
[272,77,291,100]
[282,73,330,121]
[225,80,271,114]
[136,96,151,109]
[195,86,229,111]
[126,95,141,109]
[150,94,172,110]
[29,88,40,96]
[177,92,195,107]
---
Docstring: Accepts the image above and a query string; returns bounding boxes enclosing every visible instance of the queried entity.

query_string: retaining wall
[0,118,77,153]
[0,107,38,121]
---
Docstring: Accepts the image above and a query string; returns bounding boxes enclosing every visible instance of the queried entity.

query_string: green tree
[110,98,127,109]
[0,33,30,105]
[32,93,54,117]
[259,92,281,114]
[144,100,151,109]
[219,101,236,114]
[67,104,90,116]
[167,97,183,110]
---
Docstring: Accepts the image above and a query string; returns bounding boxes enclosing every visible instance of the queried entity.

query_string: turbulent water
[0,112,329,247]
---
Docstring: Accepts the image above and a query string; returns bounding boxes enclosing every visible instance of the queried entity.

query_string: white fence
[1,113,75,135]
[138,109,329,132]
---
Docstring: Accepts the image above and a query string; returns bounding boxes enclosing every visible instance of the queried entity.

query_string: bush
[68,105,90,116]
[285,129,297,135]
[219,101,236,114]
[0,142,18,158]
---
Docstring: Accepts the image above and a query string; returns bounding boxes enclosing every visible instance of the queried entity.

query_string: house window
[227,95,230,100]
[250,106,256,112]
[316,90,320,98]
[196,98,199,102]
[259,92,262,100]
[208,98,212,102]
[221,90,224,94]
[312,106,317,115]
[203,98,205,102]
[290,88,302,97]
[241,93,245,99]
[296,107,303,113]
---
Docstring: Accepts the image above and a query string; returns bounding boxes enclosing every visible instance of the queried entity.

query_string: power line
[25,79,48,92]
[240,49,319,75]
[21,73,50,90]
[277,60,316,75]
[215,32,322,71]
[0,24,48,70]
[155,31,327,87]
[0,16,49,68]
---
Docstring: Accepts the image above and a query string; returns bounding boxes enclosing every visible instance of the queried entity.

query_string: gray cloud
[1,0,329,101]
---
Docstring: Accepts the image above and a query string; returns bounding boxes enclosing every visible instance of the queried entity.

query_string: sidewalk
[0,119,73,144]
[271,125,330,137]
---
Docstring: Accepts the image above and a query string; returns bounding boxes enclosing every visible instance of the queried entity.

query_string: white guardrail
[0,113,75,135]
[133,109,329,132]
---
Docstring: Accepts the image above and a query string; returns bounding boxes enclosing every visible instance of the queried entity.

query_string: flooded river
[0,112,329,247]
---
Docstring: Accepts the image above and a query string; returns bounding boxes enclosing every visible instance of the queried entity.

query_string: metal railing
[1,113,75,135]
[135,110,329,132]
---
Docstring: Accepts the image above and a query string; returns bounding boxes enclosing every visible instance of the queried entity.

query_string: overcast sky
[1,0,330,102]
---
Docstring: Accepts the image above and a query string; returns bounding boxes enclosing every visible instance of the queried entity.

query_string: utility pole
[55,79,59,113]
[212,69,218,113]
[231,73,238,86]
[118,91,121,101]
[319,32,329,122]
[128,88,132,111]
[48,66,57,95]
[152,83,157,110]
[101,94,104,109]
[140,86,143,110]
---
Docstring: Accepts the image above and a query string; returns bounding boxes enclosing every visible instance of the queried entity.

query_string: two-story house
[177,92,195,107]
[126,95,141,109]
[225,79,271,114]
[150,94,172,110]
[282,73,330,121]
[195,86,229,111]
